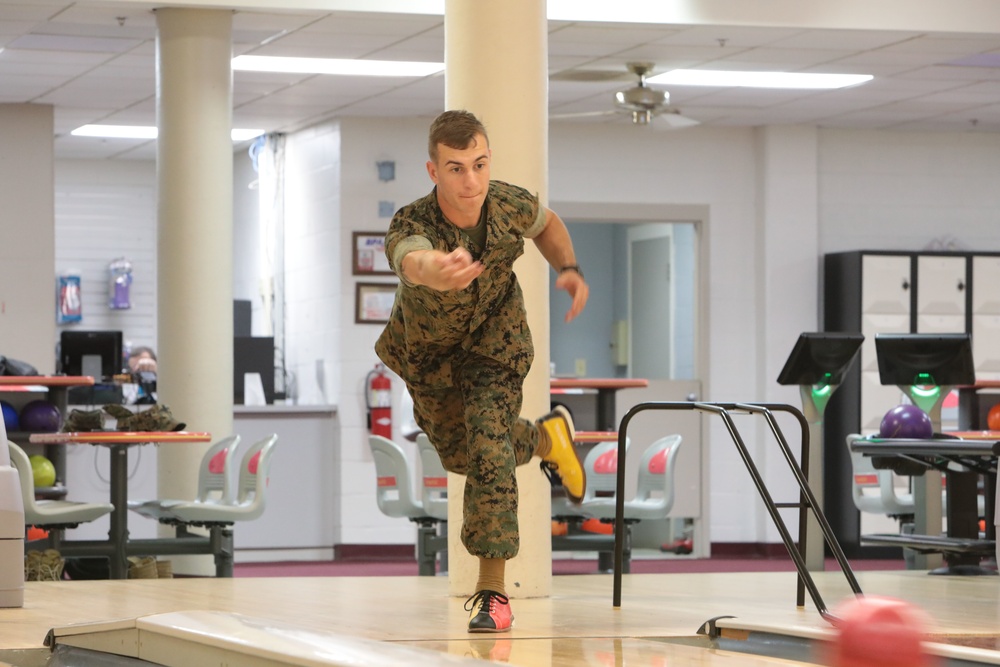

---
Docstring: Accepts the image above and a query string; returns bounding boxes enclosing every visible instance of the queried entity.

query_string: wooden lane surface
[2,570,999,665]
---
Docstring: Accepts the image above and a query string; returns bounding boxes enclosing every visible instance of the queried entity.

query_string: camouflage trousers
[409,353,541,560]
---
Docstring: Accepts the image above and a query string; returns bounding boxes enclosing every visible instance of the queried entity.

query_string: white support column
[154,8,235,573]
[0,104,55,371]
[444,0,552,599]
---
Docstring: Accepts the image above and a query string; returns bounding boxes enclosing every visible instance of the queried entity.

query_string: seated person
[128,346,157,374]
[125,346,157,404]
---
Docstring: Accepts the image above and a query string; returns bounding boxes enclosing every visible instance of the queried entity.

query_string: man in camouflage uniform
[376,110,589,633]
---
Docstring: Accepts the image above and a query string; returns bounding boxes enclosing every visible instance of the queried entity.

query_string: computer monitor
[59,330,123,380]
[777,332,865,386]
[234,336,275,405]
[875,333,975,387]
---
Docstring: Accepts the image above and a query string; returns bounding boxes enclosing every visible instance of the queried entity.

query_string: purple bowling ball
[879,404,933,439]
[1,400,18,432]
[19,400,63,433]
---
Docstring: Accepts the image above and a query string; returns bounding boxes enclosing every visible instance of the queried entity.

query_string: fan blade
[550,110,619,120]
[550,69,635,83]
[653,110,700,129]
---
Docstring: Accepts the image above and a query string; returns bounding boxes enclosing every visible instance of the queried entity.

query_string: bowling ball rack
[610,401,863,625]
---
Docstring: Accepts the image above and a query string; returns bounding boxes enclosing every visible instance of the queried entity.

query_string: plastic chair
[845,433,915,517]
[369,434,424,519]
[368,434,445,575]
[415,433,448,521]
[7,440,114,548]
[150,434,277,577]
[579,434,683,521]
[167,434,277,524]
[551,438,629,518]
[551,438,636,573]
[415,433,449,574]
[128,434,241,522]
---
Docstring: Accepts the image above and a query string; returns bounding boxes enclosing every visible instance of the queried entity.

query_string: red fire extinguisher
[366,363,392,438]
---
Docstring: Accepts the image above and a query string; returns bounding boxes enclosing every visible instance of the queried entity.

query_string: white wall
[54,160,158,361]
[50,121,1000,550]
[818,129,1000,253]
[548,123,767,542]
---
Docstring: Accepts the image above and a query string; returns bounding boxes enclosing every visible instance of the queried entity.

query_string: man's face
[427,133,491,226]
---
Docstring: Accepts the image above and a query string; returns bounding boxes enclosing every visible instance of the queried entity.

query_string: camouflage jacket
[375,180,546,389]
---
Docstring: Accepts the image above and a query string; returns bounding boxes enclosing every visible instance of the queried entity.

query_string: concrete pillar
[154,8,235,573]
[444,0,552,598]
[0,104,55,371]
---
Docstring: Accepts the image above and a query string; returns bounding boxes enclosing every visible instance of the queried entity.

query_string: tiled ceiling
[4,2,1000,160]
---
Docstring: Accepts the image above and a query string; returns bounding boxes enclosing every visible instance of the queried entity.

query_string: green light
[911,384,940,400]
[811,384,833,400]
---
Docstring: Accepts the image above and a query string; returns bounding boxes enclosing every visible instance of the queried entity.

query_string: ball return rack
[611,401,862,623]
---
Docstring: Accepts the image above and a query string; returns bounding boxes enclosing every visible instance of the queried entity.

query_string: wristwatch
[559,265,583,279]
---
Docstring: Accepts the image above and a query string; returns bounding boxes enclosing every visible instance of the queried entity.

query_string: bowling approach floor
[1,569,999,666]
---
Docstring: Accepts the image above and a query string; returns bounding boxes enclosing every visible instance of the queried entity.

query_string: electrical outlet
[575,358,587,377]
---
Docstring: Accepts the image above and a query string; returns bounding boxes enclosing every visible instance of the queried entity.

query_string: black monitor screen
[59,330,123,380]
[777,331,865,385]
[234,336,275,405]
[875,333,975,387]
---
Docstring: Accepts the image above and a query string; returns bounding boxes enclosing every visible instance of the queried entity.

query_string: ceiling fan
[551,62,699,129]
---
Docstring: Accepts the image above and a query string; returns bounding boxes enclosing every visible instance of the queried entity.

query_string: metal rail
[612,401,862,624]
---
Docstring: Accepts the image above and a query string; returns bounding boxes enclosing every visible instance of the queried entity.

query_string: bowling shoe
[538,406,587,503]
[465,589,514,633]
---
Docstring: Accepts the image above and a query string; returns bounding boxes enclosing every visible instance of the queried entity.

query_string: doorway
[549,208,706,557]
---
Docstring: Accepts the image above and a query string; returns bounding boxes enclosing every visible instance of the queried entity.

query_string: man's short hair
[129,346,156,362]
[428,110,489,162]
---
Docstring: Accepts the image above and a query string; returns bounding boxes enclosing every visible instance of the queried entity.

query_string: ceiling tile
[1,2,999,158]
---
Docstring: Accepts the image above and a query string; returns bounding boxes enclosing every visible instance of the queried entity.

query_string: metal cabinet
[823,250,1000,558]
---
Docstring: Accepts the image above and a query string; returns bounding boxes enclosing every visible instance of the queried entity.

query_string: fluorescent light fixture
[232,55,444,77]
[71,125,157,139]
[71,125,265,141]
[647,69,873,90]
[231,128,266,141]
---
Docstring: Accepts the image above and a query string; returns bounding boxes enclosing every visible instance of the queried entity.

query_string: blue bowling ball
[1,400,18,432]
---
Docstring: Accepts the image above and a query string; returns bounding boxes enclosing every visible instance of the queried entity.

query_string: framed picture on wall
[352,231,392,275]
[355,282,397,324]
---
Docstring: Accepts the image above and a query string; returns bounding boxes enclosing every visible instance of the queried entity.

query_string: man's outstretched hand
[406,247,483,291]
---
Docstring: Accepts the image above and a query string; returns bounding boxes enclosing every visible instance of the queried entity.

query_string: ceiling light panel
[232,55,443,76]
[649,69,873,89]
[71,125,263,141]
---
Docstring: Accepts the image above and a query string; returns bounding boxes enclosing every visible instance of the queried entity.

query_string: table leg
[595,390,617,431]
[107,444,131,579]
[986,472,997,543]
[932,469,991,575]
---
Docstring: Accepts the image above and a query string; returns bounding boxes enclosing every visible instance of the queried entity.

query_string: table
[550,378,649,431]
[957,380,1000,431]
[29,430,211,579]
[1,376,94,495]
[849,433,999,574]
